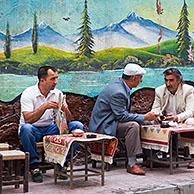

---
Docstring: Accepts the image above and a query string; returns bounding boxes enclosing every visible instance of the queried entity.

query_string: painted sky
[0,0,194,35]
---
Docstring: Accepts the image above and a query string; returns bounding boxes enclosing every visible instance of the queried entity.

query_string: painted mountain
[91,11,177,50]
[0,22,75,52]
[0,11,178,52]
[12,22,75,51]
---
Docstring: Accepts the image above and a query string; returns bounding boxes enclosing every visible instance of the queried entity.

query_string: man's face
[42,69,58,91]
[133,75,143,87]
[164,74,180,94]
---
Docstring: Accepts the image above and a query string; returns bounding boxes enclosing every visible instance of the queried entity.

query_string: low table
[141,124,194,174]
[43,132,118,188]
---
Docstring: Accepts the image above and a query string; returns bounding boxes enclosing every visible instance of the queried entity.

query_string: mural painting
[0,0,194,101]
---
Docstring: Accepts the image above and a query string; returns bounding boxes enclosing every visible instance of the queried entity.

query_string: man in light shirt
[152,68,194,125]
[151,67,194,167]
[19,66,83,183]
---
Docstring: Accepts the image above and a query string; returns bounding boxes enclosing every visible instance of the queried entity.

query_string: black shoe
[57,164,68,180]
[31,168,43,183]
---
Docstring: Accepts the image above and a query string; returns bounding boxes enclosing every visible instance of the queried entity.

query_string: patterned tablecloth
[43,132,118,167]
[141,124,194,153]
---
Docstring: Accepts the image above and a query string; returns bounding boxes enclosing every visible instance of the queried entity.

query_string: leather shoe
[188,162,194,169]
[127,164,145,175]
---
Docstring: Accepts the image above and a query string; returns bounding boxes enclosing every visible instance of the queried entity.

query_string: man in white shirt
[19,66,83,183]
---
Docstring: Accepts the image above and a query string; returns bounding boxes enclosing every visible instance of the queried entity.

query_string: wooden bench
[0,150,29,194]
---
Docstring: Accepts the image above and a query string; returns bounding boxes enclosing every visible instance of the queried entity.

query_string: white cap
[123,63,146,76]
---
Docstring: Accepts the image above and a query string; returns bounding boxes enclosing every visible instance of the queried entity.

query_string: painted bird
[63,17,70,21]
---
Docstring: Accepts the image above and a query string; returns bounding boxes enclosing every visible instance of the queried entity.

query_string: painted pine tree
[4,22,11,59]
[32,12,38,54]
[176,0,191,64]
[76,0,94,58]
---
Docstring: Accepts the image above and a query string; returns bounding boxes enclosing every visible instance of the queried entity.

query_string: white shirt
[19,84,63,127]
[165,93,177,115]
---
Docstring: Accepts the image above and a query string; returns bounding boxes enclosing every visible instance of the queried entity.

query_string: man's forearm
[23,104,46,124]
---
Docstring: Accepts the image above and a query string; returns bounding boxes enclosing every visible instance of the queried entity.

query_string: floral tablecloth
[43,132,118,167]
[141,124,194,153]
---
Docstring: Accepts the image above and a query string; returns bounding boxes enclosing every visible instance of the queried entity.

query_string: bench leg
[0,154,2,194]
[23,152,29,193]
[15,160,20,189]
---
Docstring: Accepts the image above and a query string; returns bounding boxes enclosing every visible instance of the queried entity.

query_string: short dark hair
[163,68,183,81]
[37,66,57,81]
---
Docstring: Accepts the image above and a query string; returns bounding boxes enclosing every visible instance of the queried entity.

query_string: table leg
[174,134,179,167]
[150,149,153,170]
[169,134,173,174]
[85,143,88,181]
[54,164,58,184]
[101,141,105,186]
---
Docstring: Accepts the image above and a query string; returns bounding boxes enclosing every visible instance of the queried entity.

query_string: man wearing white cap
[89,63,158,175]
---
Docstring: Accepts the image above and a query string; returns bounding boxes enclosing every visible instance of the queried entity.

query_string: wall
[0,0,194,101]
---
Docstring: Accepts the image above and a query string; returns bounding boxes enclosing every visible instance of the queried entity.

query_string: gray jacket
[89,78,144,136]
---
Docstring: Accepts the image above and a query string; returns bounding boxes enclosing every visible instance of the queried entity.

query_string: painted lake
[0,67,194,102]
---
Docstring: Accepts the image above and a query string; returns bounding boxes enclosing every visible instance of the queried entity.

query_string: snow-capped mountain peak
[39,21,48,29]
[126,11,142,21]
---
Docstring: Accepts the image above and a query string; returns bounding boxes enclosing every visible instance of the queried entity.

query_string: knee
[131,121,140,129]
[19,124,33,137]
[68,121,84,131]
[128,122,140,134]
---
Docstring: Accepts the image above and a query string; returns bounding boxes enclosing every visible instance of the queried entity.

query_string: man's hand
[144,112,159,121]
[164,114,178,122]
[61,102,73,121]
[44,101,58,110]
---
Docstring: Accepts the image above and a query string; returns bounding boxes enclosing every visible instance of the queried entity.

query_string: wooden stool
[0,150,29,194]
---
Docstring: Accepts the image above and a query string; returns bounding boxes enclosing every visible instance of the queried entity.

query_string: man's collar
[121,78,131,94]
[35,83,55,98]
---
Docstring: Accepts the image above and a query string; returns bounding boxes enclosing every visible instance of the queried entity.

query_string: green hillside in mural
[0,40,193,75]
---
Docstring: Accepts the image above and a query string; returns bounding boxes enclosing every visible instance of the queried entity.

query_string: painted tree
[4,22,11,59]
[32,12,38,54]
[76,0,94,58]
[176,0,191,63]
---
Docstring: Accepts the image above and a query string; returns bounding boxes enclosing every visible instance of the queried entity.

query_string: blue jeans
[19,121,83,167]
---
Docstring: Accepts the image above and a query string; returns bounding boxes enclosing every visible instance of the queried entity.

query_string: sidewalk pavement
[2,162,194,194]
